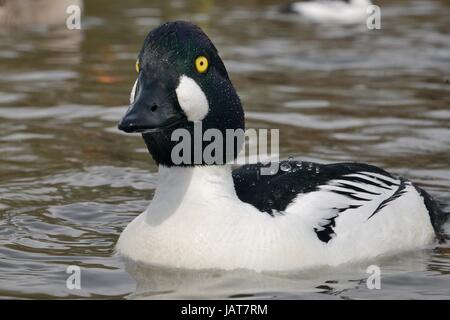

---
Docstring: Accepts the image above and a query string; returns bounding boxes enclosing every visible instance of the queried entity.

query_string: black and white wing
[233,161,445,243]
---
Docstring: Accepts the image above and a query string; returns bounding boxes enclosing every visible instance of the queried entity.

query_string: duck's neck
[145,164,239,224]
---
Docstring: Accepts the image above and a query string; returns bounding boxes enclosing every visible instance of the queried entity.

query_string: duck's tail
[414,185,449,243]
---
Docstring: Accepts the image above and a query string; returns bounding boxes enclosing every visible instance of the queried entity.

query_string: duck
[280,0,373,24]
[116,21,447,272]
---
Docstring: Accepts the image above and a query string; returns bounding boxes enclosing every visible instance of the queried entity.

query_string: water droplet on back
[280,162,291,172]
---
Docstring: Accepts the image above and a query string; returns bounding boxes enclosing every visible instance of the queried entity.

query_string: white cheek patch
[175,75,209,121]
[130,79,138,104]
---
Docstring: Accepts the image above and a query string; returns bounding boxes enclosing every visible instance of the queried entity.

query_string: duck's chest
[116,166,321,270]
[118,203,320,271]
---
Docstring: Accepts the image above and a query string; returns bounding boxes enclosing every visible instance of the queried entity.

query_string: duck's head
[118,21,245,166]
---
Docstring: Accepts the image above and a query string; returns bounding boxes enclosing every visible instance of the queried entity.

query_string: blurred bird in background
[280,0,373,24]
[0,0,83,27]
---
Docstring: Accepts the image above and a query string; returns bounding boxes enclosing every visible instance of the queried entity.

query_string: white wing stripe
[319,185,374,201]
[358,171,400,185]
[328,179,392,195]
[342,173,398,187]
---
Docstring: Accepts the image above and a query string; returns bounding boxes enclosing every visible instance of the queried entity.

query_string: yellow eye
[135,60,140,73]
[195,56,209,73]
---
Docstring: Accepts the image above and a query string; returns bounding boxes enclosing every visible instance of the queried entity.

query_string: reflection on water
[0,0,449,299]
[125,247,448,299]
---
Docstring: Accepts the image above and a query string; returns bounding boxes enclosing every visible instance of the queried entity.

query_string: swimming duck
[280,0,373,24]
[117,21,447,271]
